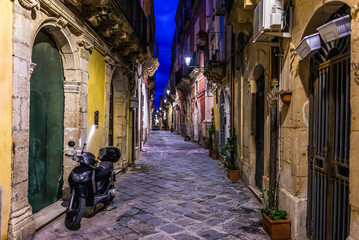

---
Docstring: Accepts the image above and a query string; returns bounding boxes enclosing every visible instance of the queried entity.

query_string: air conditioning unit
[253,0,284,42]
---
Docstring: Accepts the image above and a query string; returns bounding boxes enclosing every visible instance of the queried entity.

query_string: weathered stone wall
[8,0,134,238]
[348,3,359,240]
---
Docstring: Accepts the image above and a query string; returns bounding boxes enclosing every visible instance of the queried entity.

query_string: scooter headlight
[71,171,91,181]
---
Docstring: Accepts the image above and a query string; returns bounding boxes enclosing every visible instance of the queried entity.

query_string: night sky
[153,0,179,109]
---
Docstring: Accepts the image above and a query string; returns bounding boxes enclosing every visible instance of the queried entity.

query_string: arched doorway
[28,30,64,213]
[254,65,265,189]
[306,5,351,239]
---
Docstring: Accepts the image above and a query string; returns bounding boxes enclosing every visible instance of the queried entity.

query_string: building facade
[170,0,359,239]
[228,0,358,239]
[170,0,214,147]
[0,0,158,239]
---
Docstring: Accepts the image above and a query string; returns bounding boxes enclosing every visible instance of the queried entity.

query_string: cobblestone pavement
[35,131,269,240]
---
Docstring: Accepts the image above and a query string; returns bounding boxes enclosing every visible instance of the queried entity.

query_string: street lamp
[185,57,191,66]
[167,89,170,95]
[164,99,167,103]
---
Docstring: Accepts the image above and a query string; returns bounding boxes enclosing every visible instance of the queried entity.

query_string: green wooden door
[28,31,64,213]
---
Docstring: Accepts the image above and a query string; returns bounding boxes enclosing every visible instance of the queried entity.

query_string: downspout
[268,46,280,209]
[276,41,284,210]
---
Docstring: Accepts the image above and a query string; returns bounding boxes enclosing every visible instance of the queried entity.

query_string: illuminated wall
[0,1,13,238]
[87,49,106,154]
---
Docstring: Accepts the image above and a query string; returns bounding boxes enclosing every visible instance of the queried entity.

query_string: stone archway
[109,68,129,169]
[298,3,352,239]
[9,17,82,238]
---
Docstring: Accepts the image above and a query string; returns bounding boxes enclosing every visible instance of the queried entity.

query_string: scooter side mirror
[68,141,76,147]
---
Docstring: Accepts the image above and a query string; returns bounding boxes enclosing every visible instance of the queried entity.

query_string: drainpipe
[268,46,280,209]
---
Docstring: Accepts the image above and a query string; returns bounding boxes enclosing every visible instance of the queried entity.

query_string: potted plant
[279,89,292,104]
[260,185,291,240]
[208,108,215,157]
[220,130,239,181]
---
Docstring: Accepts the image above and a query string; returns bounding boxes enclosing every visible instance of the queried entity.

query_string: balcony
[175,65,191,95]
[65,0,151,60]
[115,0,147,43]
[189,51,203,79]
[204,33,225,84]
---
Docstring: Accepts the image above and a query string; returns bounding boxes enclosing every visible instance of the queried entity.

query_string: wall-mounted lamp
[167,89,170,95]
[185,57,191,66]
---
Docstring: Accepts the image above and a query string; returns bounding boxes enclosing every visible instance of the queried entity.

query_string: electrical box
[253,0,284,42]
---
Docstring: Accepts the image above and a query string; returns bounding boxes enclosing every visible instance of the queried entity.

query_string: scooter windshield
[79,124,107,157]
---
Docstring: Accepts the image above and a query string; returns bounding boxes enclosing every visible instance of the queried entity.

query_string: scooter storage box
[96,161,113,178]
[99,147,121,162]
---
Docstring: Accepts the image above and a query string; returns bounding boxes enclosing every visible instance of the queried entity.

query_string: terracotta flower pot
[280,90,292,104]
[262,212,291,240]
[227,169,239,181]
[211,153,218,159]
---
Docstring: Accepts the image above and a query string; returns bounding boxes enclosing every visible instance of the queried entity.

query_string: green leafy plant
[259,187,287,220]
[220,129,238,170]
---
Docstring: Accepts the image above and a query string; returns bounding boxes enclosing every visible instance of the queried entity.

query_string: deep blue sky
[153,0,179,109]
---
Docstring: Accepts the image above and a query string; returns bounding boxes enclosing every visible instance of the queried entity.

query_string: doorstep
[34,200,66,231]
[248,185,262,203]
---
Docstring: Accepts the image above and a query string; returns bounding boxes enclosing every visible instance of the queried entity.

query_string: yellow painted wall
[87,49,106,155]
[0,1,13,239]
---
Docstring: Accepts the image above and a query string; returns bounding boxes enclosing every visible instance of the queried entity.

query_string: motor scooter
[64,141,120,230]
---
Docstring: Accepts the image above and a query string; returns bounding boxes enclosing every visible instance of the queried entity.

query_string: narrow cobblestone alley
[35,131,269,240]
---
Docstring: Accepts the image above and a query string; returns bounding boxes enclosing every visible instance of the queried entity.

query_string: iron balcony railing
[204,32,226,68]
[115,0,147,44]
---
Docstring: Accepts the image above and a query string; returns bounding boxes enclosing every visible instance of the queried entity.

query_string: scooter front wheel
[64,196,86,230]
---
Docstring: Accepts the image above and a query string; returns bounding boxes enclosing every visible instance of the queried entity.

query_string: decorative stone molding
[351,3,359,20]
[64,81,81,93]
[143,57,159,78]
[18,0,40,12]
[105,56,116,67]
[190,67,203,79]
[77,35,94,52]
[29,62,37,75]
[267,83,280,106]
[56,16,68,29]
[65,0,81,6]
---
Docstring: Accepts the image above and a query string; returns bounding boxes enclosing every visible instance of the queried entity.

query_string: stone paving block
[184,212,207,221]
[199,229,228,240]
[160,224,184,234]
[128,222,154,234]
[174,217,199,227]
[173,233,201,240]
[33,132,268,240]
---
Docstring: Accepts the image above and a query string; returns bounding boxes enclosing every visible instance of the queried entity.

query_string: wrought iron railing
[115,0,147,44]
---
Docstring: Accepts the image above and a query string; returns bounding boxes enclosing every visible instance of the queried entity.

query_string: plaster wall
[7,0,137,238]
[0,1,13,238]
[87,49,106,155]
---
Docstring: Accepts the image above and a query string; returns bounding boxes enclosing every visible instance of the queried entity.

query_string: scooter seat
[96,161,113,179]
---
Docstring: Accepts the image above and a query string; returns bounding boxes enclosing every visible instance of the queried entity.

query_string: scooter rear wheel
[65,197,86,230]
